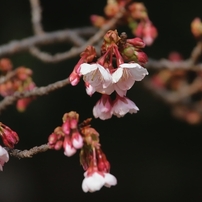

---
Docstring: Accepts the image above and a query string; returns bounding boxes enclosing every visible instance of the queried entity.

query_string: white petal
[112,97,139,117]
[0,146,9,163]
[86,84,96,96]
[0,146,9,171]
[82,173,105,193]
[119,63,139,69]
[64,144,77,157]
[112,68,123,83]
[120,63,149,81]
[114,84,127,97]
[104,173,117,187]
[97,65,112,88]
[80,63,97,75]
[129,66,148,81]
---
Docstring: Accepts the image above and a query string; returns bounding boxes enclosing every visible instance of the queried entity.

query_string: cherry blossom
[82,171,117,193]
[82,172,105,193]
[0,145,9,171]
[93,94,113,120]
[80,63,113,95]
[112,95,139,117]
[112,63,148,96]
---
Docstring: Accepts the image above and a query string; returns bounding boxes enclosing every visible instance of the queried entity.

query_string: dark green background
[0,1,202,202]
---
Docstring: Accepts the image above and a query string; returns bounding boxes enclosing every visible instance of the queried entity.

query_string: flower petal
[112,96,139,117]
[80,63,97,75]
[104,173,117,187]
[112,67,123,83]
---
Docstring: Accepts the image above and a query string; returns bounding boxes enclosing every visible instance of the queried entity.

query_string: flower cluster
[0,58,36,112]
[70,30,148,120]
[80,123,117,193]
[48,112,117,192]
[0,122,19,171]
[48,111,83,156]
[90,0,157,46]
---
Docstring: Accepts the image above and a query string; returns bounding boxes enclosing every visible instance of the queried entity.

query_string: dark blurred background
[1,1,202,202]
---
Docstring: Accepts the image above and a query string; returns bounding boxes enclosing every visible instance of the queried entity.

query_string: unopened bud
[0,123,19,148]
[127,37,145,48]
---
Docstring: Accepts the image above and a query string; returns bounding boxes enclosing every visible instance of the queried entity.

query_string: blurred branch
[29,6,125,63]
[1,0,127,63]
[0,27,97,58]
[0,78,70,114]
[30,0,44,35]
[7,144,49,159]
[0,70,17,84]
[146,40,202,70]
[143,77,202,104]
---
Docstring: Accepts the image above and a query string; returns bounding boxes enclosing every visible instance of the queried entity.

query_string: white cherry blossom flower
[93,94,113,120]
[112,63,148,96]
[82,171,117,193]
[112,96,139,117]
[80,63,114,95]
[0,145,9,171]
[82,172,105,193]
[103,173,117,188]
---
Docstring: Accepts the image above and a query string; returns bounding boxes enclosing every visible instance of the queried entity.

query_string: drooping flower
[80,63,113,95]
[82,171,117,193]
[112,63,148,96]
[93,94,113,120]
[0,145,9,171]
[82,171,105,193]
[103,173,117,188]
[112,95,139,117]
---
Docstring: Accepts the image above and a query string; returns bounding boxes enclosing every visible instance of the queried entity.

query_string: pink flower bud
[135,51,148,65]
[191,17,202,38]
[70,118,78,129]
[0,123,19,148]
[69,71,81,86]
[126,37,145,48]
[62,121,70,135]
[71,131,83,149]
[16,98,32,112]
[63,136,76,157]
[103,30,120,44]
[0,58,13,72]
[54,140,63,150]
[90,15,106,27]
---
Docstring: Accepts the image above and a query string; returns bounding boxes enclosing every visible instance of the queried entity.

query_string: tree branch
[0,27,97,58]
[7,144,49,159]
[0,78,70,114]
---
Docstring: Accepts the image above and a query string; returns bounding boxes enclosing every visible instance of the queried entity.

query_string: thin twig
[190,41,202,63]
[0,78,70,114]
[30,0,44,35]
[0,70,17,84]
[7,144,49,159]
